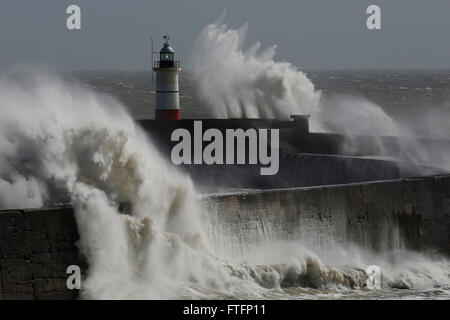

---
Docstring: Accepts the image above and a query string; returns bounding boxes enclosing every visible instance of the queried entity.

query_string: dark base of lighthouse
[155,109,181,120]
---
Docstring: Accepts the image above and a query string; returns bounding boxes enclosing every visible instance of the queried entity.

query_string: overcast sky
[1,0,449,71]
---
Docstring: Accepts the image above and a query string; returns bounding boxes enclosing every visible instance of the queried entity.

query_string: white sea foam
[187,16,401,136]
[188,17,450,172]
[188,14,321,125]
[0,71,448,299]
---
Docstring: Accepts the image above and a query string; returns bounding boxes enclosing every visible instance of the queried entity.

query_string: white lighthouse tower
[153,34,181,120]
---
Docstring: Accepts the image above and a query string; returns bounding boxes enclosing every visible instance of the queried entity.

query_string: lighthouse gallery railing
[153,60,180,68]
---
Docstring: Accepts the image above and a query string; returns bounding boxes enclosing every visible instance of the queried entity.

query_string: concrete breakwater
[204,175,450,257]
[138,118,450,190]
[0,175,449,299]
[0,206,81,299]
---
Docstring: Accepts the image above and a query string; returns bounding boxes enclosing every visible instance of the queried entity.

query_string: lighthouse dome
[157,34,178,67]
[160,43,174,54]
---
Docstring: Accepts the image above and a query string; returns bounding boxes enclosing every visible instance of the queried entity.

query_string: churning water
[1,18,450,299]
[0,71,448,299]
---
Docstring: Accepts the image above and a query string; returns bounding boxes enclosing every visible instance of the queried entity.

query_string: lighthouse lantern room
[153,34,181,120]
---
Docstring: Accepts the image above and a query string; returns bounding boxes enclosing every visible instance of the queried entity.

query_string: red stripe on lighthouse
[155,109,181,120]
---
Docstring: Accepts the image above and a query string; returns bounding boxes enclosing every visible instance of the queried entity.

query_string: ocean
[66,70,450,138]
[0,69,449,299]
[52,70,450,300]
[1,7,449,301]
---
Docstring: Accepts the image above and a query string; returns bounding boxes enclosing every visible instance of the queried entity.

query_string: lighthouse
[153,34,181,120]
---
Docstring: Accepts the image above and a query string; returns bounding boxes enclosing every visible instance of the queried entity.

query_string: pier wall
[138,119,447,190]
[204,175,450,256]
[0,206,81,300]
[0,175,449,299]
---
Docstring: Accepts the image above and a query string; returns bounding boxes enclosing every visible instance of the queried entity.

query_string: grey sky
[0,0,449,71]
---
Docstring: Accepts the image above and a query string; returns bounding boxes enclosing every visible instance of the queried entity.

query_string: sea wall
[204,175,450,256]
[138,118,450,190]
[0,206,82,300]
[0,175,449,299]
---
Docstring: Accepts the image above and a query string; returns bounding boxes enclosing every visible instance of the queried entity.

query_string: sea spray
[0,71,449,299]
[188,15,321,123]
[0,71,220,298]
[0,71,256,298]
[188,18,450,172]
[188,16,401,134]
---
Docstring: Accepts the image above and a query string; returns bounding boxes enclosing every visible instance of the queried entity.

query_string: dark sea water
[65,70,450,138]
